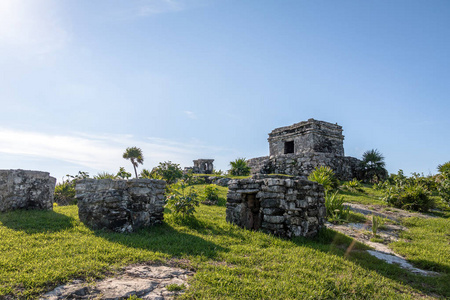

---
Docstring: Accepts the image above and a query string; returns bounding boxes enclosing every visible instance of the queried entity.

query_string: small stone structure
[75,179,166,233]
[226,175,325,238]
[193,159,214,174]
[0,169,56,212]
[247,119,362,180]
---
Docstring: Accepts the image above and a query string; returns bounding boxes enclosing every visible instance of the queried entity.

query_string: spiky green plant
[229,158,251,176]
[308,166,339,191]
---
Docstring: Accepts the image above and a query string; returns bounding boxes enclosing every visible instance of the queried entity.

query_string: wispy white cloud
[0,128,233,178]
[184,110,198,120]
[0,0,69,59]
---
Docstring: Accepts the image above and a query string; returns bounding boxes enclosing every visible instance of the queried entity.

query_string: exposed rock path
[327,203,439,276]
[40,264,194,300]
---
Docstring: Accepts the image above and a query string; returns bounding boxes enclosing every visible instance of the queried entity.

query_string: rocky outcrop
[0,169,56,212]
[226,175,325,238]
[75,179,166,233]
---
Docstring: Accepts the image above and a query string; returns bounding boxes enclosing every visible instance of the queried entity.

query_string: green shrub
[203,184,220,204]
[152,161,183,184]
[324,191,349,222]
[54,180,76,206]
[165,181,200,218]
[116,167,132,180]
[229,158,251,176]
[54,171,90,206]
[381,173,434,212]
[308,166,339,191]
[341,178,364,193]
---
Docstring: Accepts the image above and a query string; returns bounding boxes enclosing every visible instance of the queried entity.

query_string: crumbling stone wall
[75,179,166,233]
[0,169,56,212]
[226,175,325,238]
[248,154,361,181]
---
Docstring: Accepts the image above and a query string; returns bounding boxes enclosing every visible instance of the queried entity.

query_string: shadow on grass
[0,209,75,233]
[292,228,450,298]
[94,220,228,259]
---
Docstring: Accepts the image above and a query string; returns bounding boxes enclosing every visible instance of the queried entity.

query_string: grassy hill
[0,184,449,299]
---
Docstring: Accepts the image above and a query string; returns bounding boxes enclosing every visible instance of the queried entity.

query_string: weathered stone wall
[268,119,344,156]
[247,154,361,181]
[75,179,166,233]
[226,175,325,238]
[0,169,56,212]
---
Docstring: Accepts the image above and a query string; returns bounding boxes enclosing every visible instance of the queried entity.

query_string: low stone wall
[75,179,166,233]
[247,153,362,181]
[0,169,56,212]
[226,175,325,238]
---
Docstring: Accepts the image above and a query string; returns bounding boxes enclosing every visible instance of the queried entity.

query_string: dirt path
[326,203,439,276]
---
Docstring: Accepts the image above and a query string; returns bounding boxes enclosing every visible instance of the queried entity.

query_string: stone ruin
[75,178,166,233]
[226,175,325,238]
[184,159,214,174]
[247,119,362,180]
[0,169,56,212]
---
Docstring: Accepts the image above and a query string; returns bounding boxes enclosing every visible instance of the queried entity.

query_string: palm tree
[123,147,144,179]
[229,158,251,176]
[361,149,387,182]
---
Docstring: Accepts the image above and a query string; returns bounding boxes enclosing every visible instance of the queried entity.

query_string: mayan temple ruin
[247,119,362,180]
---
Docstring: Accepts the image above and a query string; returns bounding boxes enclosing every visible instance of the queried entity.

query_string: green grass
[390,216,450,274]
[1,184,449,299]
[340,184,386,206]
[186,184,228,206]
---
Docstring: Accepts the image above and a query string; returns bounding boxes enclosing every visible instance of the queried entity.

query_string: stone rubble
[0,169,56,212]
[40,264,194,300]
[75,179,166,233]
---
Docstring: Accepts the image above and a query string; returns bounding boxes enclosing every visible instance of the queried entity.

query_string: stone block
[0,169,56,212]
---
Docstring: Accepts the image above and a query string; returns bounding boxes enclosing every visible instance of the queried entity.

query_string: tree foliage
[152,161,183,184]
[123,147,144,179]
[361,149,388,183]
[229,158,251,176]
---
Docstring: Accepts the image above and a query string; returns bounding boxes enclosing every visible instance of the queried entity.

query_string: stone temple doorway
[242,193,261,230]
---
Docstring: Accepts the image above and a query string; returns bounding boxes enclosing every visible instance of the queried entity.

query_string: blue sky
[0,0,449,181]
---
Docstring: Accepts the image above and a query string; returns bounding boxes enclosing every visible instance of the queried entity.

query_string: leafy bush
[229,158,251,176]
[380,170,434,212]
[435,162,450,207]
[54,180,76,206]
[324,191,349,222]
[341,178,364,193]
[54,171,89,205]
[308,166,339,191]
[165,181,199,218]
[116,167,131,180]
[202,184,220,205]
[152,161,183,184]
